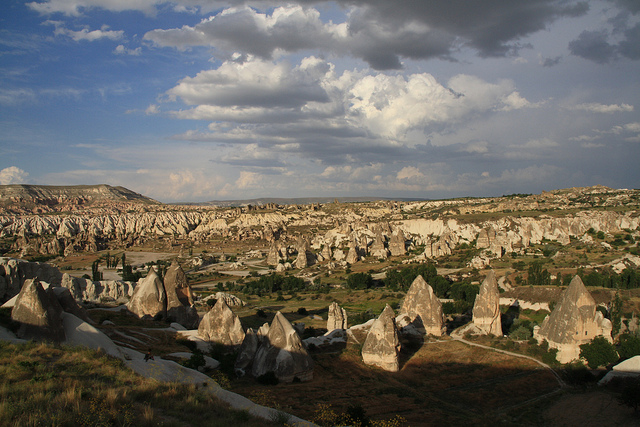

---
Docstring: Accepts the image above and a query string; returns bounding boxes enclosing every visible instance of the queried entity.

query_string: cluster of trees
[241,273,306,295]
[579,267,640,290]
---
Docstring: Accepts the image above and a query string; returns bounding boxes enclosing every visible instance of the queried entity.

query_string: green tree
[618,334,640,360]
[346,272,373,290]
[611,292,623,335]
[579,336,619,368]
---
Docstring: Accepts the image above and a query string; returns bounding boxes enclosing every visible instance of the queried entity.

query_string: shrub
[297,307,308,315]
[618,334,640,360]
[580,336,619,369]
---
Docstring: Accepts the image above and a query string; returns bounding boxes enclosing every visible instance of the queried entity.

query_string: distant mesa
[0,184,158,213]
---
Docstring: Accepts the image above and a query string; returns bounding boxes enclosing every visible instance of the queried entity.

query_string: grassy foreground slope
[0,341,278,427]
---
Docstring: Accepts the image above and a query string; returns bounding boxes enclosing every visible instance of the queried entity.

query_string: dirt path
[450,334,566,388]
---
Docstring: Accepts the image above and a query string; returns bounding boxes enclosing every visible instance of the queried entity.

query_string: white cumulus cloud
[0,167,29,185]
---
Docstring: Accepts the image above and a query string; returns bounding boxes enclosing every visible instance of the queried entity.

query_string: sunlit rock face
[472,270,503,336]
[534,275,613,363]
[61,273,134,304]
[399,275,445,336]
[362,305,400,372]
[251,311,313,382]
[327,301,348,331]
[198,299,245,348]
[163,261,198,328]
[11,278,65,342]
[126,268,166,319]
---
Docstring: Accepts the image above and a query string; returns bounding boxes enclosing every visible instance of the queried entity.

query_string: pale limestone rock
[400,275,445,336]
[0,257,63,302]
[163,262,198,329]
[294,237,310,269]
[213,292,245,307]
[126,268,166,318]
[362,305,400,372]
[321,244,332,261]
[198,299,245,348]
[11,278,65,342]
[61,273,134,303]
[267,243,281,266]
[327,302,348,331]
[472,270,503,336]
[251,311,314,382]
[388,230,406,256]
[534,275,613,363]
[346,240,360,264]
[369,232,389,259]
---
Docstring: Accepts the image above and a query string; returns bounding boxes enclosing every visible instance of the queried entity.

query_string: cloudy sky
[1,0,639,202]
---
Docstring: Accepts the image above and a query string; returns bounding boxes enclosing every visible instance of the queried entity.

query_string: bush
[256,309,267,318]
[346,272,373,290]
[618,334,640,360]
[297,307,308,315]
[580,336,619,369]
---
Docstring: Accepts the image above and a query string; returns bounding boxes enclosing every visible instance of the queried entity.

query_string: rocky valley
[1,184,640,426]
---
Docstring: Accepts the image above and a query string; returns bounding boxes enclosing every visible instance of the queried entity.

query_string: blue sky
[1,0,639,202]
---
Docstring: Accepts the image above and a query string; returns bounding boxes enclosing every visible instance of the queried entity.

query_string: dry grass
[0,341,278,427]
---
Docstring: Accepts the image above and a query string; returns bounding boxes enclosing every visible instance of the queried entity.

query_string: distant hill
[181,196,429,207]
[0,184,158,211]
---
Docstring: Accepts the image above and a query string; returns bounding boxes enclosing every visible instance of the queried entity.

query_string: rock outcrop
[0,257,63,303]
[126,268,166,319]
[388,230,406,256]
[534,275,613,363]
[327,302,348,331]
[11,278,66,342]
[250,311,314,382]
[399,275,445,336]
[61,273,134,303]
[198,299,245,348]
[362,305,400,372]
[472,271,503,336]
[163,262,198,328]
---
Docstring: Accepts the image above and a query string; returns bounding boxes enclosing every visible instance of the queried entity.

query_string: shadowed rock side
[163,262,198,328]
[11,278,65,342]
[327,302,348,331]
[126,268,166,319]
[472,270,503,336]
[534,275,613,363]
[198,299,245,348]
[0,257,63,303]
[399,275,445,336]
[251,311,314,382]
[362,305,400,372]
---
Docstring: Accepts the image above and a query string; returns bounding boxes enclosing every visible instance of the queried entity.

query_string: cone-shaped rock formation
[126,268,166,319]
[400,275,445,336]
[534,275,613,363]
[198,299,245,348]
[362,305,400,372]
[11,278,65,342]
[472,270,502,336]
[251,311,313,382]
[327,302,348,331]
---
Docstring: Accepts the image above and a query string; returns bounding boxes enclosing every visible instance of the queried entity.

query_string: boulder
[11,278,66,342]
[472,270,503,336]
[399,275,445,336]
[197,299,245,348]
[534,275,612,363]
[251,311,314,382]
[163,262,198,328]
[327,302,348,331]
[362,305,400,372]
[126,268,166,319]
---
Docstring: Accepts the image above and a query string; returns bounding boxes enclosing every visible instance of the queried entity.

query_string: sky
[1,0,639,203]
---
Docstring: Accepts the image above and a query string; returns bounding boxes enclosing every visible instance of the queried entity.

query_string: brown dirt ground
[231,339,560,426]
[544,391,638,426]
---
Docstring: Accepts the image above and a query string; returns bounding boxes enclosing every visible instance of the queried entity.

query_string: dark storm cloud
[542,55,563,67]
[145,0,590,69]
[568,30,616,64]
